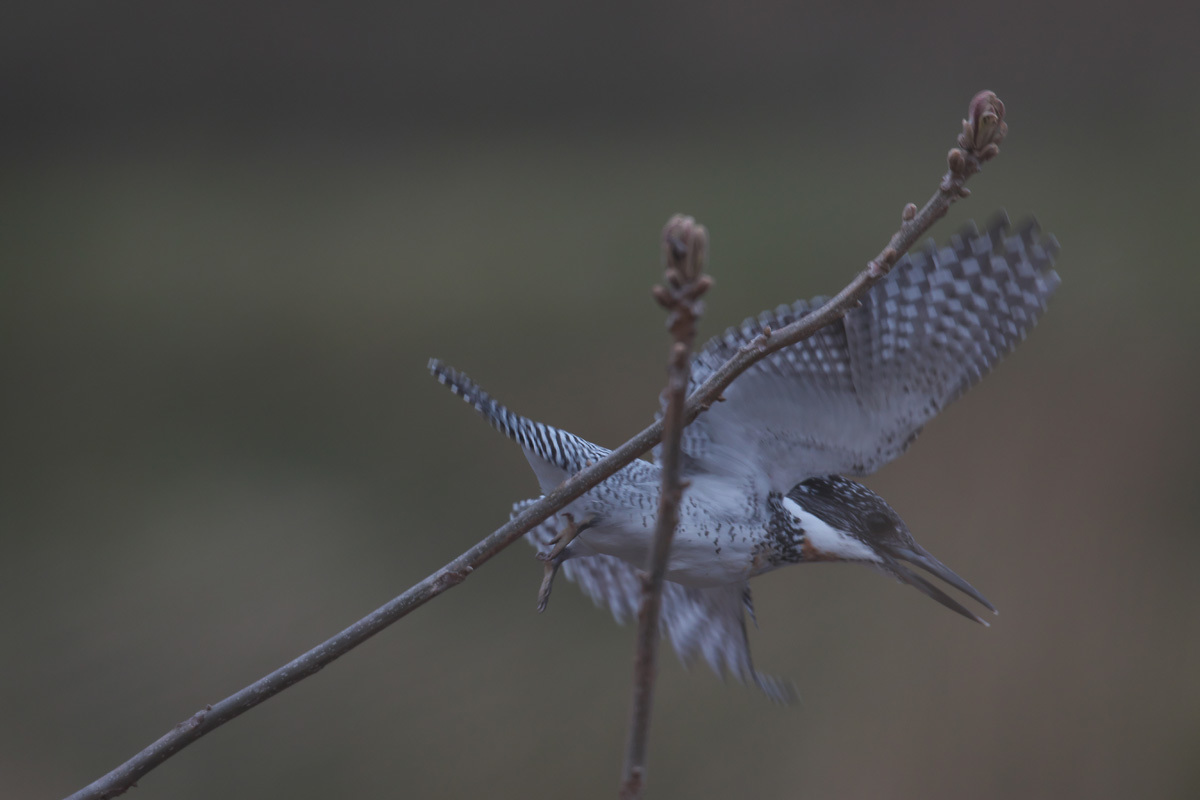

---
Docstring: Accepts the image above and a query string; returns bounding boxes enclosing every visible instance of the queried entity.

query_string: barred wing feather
[677,216,1059,488]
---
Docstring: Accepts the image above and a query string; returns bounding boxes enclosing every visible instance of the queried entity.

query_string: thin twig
[680,91,1007,420]
[618,216,711,799]
[64,91,1007,800]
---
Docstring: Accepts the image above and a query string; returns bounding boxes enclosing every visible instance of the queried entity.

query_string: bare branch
[65,91,1006,800]
[618,216,709,799]
[683,91,1006,412]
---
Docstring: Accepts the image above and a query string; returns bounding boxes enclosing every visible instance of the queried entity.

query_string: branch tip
[662,215,708,284]
[961,90,1007,153]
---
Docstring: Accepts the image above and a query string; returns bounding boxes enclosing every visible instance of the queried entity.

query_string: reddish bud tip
[947,148,967,174]
[964,91,1007,152]
[661,214,708,281]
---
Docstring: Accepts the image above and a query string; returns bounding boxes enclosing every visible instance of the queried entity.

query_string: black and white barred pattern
[675,215,1060,485]
[429,214,1059,702]
[429,359,610,478]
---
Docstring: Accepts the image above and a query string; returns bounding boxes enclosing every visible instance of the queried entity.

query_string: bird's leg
[544,513,584,561]
[535,556,561,613]
[535,513,591,613]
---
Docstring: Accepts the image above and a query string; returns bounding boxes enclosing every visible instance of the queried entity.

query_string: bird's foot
[535,513,594,612]
[543,513,582,562]
[535,556,561,613]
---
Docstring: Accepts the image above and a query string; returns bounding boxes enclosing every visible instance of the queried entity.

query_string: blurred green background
[4,1,1200,798]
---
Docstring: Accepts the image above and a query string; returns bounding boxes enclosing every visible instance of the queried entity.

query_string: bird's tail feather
[428,359,611,488]
[519,499,796,703]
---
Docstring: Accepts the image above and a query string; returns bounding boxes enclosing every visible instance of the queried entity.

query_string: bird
[429,215,1059,701]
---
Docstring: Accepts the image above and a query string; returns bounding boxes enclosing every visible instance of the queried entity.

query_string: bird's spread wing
[674,216,1059,487]
[518,501,794,702]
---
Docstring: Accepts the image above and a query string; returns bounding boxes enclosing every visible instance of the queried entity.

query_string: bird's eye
[865,512,891,534]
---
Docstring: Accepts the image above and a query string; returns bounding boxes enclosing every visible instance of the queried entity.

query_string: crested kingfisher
[430,216,1059,701]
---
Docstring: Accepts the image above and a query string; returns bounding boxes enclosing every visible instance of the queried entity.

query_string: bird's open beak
[883,544,997,626]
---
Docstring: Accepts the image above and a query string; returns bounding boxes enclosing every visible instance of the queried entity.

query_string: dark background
[5,2,1199,798]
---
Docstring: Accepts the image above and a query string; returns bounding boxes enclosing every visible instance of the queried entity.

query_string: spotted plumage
[430,215,1059,701]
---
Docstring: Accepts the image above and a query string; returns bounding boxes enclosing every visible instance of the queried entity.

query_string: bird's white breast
[576,487,760,587]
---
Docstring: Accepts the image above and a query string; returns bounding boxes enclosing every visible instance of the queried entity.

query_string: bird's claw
[543,513,581,562]
[536,557,560,613]
[535,513,591,612]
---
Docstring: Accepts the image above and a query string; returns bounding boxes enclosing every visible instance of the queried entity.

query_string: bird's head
[782,475,997,625]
